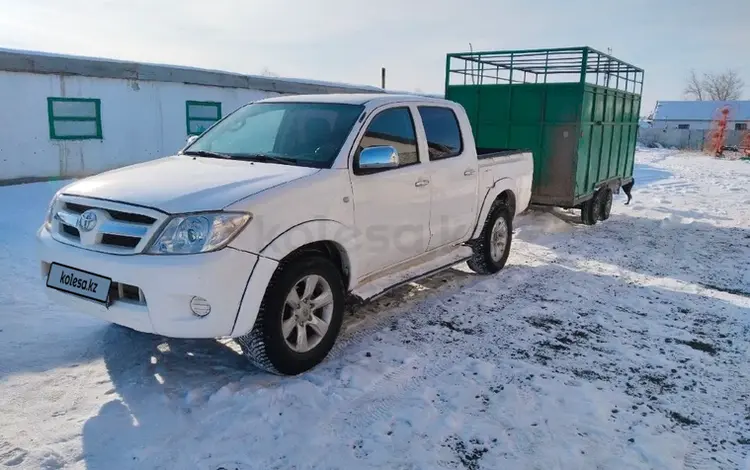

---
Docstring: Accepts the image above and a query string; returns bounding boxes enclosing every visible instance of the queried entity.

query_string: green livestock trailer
[444,47,644,224]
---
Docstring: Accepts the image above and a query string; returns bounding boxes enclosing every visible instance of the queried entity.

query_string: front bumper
[37,227,267,338]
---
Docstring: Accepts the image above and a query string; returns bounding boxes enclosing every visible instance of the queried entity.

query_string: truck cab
[38,93,533,375]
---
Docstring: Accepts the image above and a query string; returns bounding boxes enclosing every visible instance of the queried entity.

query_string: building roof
[260,93,446,105]
[652,100,750,122]
[0,47,385,96]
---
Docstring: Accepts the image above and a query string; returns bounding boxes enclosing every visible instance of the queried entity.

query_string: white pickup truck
[38,94,533,374]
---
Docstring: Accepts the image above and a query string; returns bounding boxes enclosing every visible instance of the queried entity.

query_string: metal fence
[637,128,745,150]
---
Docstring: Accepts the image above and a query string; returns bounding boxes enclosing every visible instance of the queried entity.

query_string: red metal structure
[741,131,750,157]
[704,106,730,157]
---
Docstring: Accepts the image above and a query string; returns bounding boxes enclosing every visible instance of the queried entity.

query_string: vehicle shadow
[518,211,750,297]
[79,327,256,469]
[78,266,481,469]
[78,256,750,469]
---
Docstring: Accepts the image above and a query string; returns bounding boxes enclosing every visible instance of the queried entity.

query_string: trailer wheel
[467,203,512,275]
[599,188,613,221]
[580,197,598,225]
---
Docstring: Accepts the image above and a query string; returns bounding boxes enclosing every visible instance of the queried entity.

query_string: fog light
[190,296,211,317]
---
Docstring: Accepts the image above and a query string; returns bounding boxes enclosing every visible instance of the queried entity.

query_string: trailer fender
[471,178,517,240]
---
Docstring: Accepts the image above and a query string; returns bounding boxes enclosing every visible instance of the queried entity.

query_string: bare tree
[703,70,744,100]
[684,69,705,100]
[684,69,744,101]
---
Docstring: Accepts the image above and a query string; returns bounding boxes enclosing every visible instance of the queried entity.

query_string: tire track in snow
[682,447,723,470]
[301,279,492,466]
[307,274,541,469]
[328,354,425,430]
[326,268,490,360]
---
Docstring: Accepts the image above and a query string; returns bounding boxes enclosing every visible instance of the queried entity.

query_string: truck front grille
[101,234,141,249]
[62,224,80,238]
[51,195,167,255]
[109,281,147,305]
[65,202,157,225]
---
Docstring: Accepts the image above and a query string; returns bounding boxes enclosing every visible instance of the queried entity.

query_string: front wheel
[467,204,512,275]
[237,256,345,375]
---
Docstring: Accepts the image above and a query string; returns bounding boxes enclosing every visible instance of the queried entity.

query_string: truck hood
[62,155,320,213]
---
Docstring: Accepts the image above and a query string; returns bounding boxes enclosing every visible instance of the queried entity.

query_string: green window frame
[186,101,222,136]
[47,97,103,140]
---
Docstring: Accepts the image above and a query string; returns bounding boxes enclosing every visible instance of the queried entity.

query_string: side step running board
[347,246,473,306]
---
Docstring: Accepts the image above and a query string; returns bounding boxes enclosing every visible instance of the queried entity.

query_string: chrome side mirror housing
[358,146,400,170]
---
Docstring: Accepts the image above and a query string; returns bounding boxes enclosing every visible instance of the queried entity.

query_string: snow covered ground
[1,149,749,470]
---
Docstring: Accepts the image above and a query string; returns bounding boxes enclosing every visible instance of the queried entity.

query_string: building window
[677,124,690,130]
[47,98,102,140]
[186,101,222,135]
[736,123,748,131]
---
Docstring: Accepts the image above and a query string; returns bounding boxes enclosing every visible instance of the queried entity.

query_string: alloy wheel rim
[281,274,334,353]
[489,217,508,262]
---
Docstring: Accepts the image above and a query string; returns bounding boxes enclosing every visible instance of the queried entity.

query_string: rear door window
[417,106,463,160]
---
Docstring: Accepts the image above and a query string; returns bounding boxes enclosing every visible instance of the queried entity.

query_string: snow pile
[659,213,695,229]
[1,149,749,469]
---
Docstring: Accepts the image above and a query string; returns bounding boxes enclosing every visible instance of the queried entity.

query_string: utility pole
[381,67,386,89]
[469,43,475,85]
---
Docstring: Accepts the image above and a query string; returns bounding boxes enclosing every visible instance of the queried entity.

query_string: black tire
[599,188,613,221]
[236,256,345,375]
[467,203,513,275]
[580,193,600,225]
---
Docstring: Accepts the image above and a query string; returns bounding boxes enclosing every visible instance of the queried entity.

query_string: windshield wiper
[235,154,299,165]
[182,150,231,159]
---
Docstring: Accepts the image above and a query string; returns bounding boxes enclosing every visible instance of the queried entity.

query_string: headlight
[44,194,60,230]
[147,212,251,255]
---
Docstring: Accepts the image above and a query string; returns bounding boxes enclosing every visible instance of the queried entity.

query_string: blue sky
[1,0,747,115]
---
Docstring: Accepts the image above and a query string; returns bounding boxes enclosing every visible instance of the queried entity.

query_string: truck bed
[476,147,532,160]
[475,148,534,217]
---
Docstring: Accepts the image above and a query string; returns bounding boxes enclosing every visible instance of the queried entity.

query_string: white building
[650,100,750,131]
[0,49,383,183]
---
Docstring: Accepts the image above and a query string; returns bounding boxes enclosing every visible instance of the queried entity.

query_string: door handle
[415,179,430,187]
[464,169,476,176]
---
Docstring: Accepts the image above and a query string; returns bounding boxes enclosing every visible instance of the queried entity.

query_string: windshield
[183,102,364,168]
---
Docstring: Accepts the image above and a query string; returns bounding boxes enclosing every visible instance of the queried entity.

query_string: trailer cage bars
[446,46,644,95]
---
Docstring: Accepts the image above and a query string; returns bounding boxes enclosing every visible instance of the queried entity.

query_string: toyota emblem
[77,210,98,232]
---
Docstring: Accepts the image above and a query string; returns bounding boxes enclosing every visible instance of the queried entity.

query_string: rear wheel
[580,199,597,225]
[581,189,604,225]
[467,203,512,275]
[237,256,345,375]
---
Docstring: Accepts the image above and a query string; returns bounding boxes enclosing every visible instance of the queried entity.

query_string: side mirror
[186,135,199,146]
[359,146,400,170]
